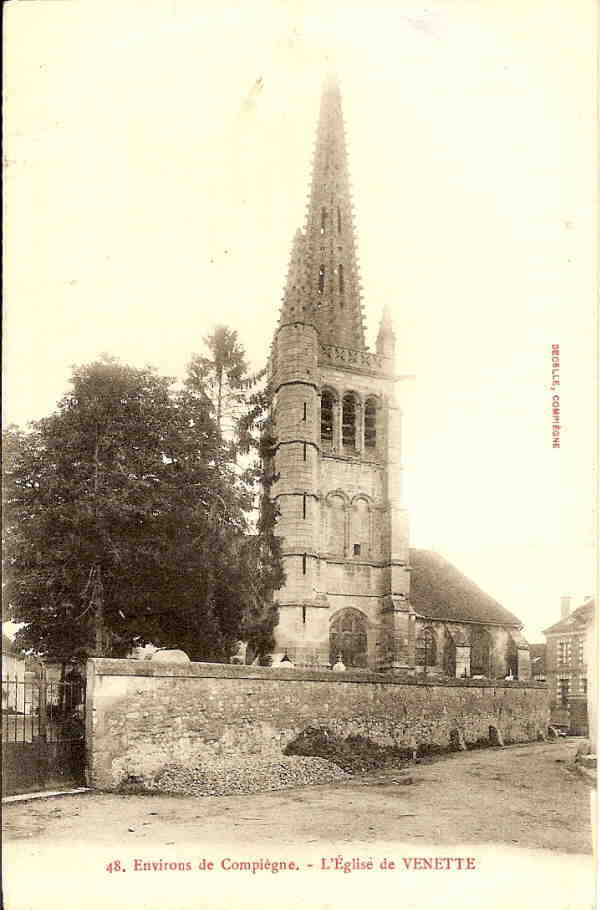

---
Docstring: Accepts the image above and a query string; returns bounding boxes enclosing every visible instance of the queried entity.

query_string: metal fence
[2,672,86,796]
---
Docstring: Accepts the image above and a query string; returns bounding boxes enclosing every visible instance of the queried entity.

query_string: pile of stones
[145,755,350,798]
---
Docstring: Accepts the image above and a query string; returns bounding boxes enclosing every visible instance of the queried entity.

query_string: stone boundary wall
[85,659,550,791]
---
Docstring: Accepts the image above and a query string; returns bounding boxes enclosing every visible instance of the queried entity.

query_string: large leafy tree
[2,355,278,663]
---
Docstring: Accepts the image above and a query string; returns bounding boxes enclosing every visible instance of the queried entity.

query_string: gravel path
[3,741,594,910]
[3,739,592,852]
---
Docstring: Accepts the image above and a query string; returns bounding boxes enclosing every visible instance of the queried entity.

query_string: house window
[337,205,342,233]
[353,543,361,556]
[321,208,327,234]
[342,394,356,448]
[557,639,570,666]
[338,264,344,293]
[364,398,377,448]
[416,628,437,668]
[581,678,588,695]
[558,677,570,706]
[321,391,334,443]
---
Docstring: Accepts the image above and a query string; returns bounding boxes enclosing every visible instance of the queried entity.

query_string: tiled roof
[543,598,595,635]
[409,549,523,627]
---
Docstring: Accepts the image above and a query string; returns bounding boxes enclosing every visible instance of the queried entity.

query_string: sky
[3,0,597,640]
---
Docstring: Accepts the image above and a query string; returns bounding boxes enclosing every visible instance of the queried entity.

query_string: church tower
[268,75,412,672]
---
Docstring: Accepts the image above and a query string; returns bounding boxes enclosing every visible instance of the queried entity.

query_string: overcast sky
[4,0,597,639]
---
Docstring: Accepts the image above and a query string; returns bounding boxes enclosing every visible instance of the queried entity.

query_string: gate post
[84,659,94,788]
[37,665,48,788]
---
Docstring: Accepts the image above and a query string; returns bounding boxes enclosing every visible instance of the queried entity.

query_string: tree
[185,326,284,662]
[185,325,255,452]
[2,357,253,662]
[3,341,284,666]
[237,426,285,663]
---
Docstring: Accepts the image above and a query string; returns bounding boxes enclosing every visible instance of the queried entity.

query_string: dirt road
[3,739,595,910]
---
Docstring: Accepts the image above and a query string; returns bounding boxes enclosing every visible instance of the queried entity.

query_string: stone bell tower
[268,74,412,671]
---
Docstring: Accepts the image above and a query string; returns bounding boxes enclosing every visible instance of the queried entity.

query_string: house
[543,596,594,734]
[266,74,531,677]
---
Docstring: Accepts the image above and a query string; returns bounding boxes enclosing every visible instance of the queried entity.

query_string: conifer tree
[185,326,284,662]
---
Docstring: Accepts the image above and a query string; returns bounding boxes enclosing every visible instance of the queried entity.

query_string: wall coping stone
[87,658,547,690]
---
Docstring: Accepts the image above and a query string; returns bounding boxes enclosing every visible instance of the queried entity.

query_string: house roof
[543,598,595,635]
[409,549,523,627]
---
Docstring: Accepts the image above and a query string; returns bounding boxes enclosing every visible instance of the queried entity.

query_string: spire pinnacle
[280,73,366,349]
[323,64,340,92]
[379,304,394,335]
[376,305,396,358]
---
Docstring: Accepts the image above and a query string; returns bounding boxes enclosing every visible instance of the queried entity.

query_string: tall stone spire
[279,74,366,349]
[269,72,411,674]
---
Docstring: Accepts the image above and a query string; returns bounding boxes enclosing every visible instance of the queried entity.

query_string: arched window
[321,391,334,443]
[364,398,377,448]
[416,628,437,667]
[338,263,344,293]
[350,498,370,557]
[329,609,367,668]
[326,494,346,555]
[471,629,492,677]
[342,394,356,448]
[443,630,456,677]
[505,637,519,679]
[318,265,325,294]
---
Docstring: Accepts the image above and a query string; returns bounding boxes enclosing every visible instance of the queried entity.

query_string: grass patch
[416,742,448,758]
[465,737,492,751]
[284,726,411,774]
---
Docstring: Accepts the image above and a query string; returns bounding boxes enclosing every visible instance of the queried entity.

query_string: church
[267,75,531,680]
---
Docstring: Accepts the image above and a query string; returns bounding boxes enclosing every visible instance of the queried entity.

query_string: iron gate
[2,671,86,796]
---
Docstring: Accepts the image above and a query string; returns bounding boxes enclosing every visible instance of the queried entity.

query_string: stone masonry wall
[86,659,550,791]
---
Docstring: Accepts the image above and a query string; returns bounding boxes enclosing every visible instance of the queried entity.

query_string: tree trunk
[92,434,105,656]
[93,565,104,657]
[216,366,223,444]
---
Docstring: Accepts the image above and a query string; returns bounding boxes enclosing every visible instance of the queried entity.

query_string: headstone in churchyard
[230,641,247,664]
[333,654,346,672]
